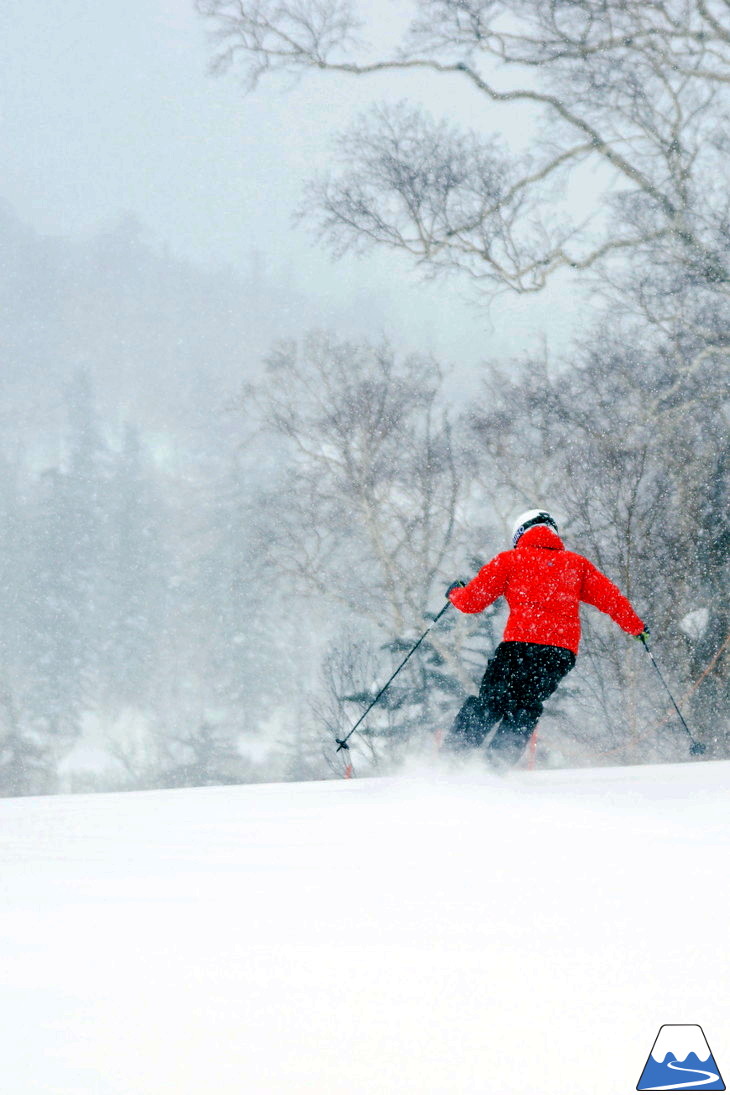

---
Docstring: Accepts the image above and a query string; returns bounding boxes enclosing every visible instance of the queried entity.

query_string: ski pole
[638,634,707,756]
[335,599,453,754]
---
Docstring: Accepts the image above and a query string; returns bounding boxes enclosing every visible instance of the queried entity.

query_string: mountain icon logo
[637,1025,725,1090]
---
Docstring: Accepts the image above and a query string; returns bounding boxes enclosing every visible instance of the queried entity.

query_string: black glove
[446,580,466,598]
[634,625,651,644]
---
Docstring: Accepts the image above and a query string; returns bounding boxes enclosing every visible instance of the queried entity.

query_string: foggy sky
[0,0,580,380]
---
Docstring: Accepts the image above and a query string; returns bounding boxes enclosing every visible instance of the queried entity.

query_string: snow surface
[2,759,729,1094]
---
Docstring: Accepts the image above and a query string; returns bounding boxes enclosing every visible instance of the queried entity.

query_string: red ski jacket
[448,525,645,655]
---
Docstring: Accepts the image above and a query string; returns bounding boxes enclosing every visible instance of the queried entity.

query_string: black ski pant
[445,641,575,767]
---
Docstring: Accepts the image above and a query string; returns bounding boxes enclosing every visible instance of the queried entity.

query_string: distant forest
[0,191,728,795]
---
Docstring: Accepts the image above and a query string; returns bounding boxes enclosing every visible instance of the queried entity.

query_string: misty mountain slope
[2,761,728,1095]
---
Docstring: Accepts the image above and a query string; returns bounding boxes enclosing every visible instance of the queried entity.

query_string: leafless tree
[468,320,729,759]
[247,334,460,625]
[197,0,730,765]
[198,0,730,295]
[243,332,496,755]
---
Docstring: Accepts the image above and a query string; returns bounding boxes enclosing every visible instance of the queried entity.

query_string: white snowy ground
[2,759,729,1095]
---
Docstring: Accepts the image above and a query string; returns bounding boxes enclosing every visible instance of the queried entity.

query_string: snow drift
[2,759,729,1094]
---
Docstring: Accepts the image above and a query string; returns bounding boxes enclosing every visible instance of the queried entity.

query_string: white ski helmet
[511,509,559,548]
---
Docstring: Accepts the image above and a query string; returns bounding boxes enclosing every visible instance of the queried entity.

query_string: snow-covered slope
[2,760,728,1095]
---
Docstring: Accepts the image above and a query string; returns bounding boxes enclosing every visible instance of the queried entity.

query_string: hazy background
[0,0,577,378]
[0,0,725,793]
[0,0,577,792]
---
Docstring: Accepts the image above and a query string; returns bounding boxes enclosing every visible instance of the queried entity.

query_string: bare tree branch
[199,0,730,296]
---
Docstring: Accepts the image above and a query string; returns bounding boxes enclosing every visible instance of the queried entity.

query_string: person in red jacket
[444,509,648,767]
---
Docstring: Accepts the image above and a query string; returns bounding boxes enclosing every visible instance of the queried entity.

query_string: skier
[444,509,648,768]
